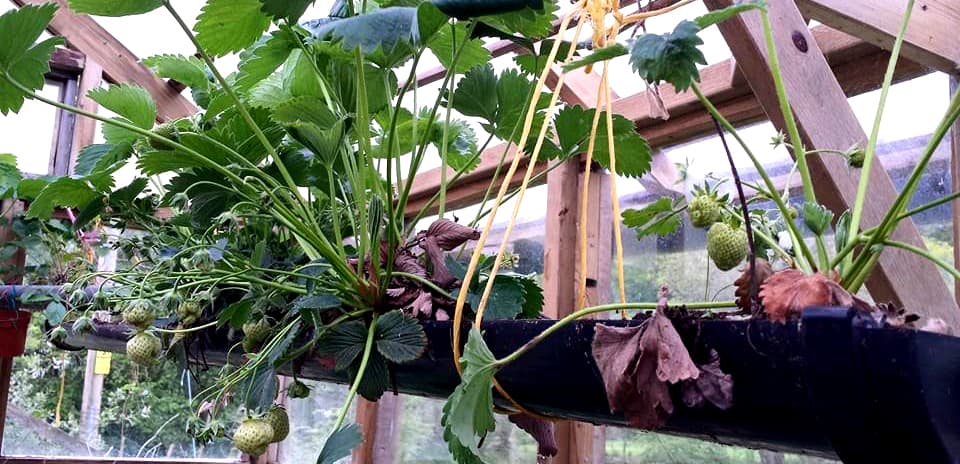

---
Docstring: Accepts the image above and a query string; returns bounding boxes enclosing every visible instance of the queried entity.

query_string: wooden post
[704,0,960,327]
[951,75,960,304]
[351,394,401,464]
[68,59,102,173]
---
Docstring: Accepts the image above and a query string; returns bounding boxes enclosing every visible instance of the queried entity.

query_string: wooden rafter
[12,0,196,121]
[704,0,960,326]
[405,25,929,217]
[797,0,960,74]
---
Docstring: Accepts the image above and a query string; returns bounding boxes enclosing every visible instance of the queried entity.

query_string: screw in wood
[792,30,808,53]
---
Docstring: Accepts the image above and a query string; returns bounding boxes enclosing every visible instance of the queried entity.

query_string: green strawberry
[688,195,722,228]
[233,418,274,456]
[707,222,748,271]
[263,406,289,443]
[177,300,202,325]
[126,331,161,366]
[149,122,178,150]
[287,380,311,399]
[122,300,155,329]
[242,318,272,353]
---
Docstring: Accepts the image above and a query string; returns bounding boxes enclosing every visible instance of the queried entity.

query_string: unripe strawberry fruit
[123,300,155,330]
[233,418,274,456]
[127,331,161,366]
[707,222,748,271]
[263,406,289,443]
[688,195,722,228]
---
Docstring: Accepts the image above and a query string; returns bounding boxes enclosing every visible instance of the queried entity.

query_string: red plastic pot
[0,310,31,357]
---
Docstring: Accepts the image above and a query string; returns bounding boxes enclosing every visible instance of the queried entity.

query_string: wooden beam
[13,0,196,121]
[951,75,960,304]
[49,47,84,74]
[0,356,11,456]
[406,26,929,217]
[67,59,102,174]
[796,0,960,74]
[0,459,239,463]
[704,0,960,325]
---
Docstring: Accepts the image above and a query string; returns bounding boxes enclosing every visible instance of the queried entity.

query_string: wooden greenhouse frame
[1,0,959,462]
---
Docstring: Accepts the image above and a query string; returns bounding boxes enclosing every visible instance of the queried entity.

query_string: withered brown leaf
[508,414,558,458]
[758,270,854,323]
[591,310,699,429]
[424,218,481,250]
[681,349,733,410]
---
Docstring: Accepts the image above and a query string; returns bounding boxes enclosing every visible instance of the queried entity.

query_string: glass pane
[0,81,61,175]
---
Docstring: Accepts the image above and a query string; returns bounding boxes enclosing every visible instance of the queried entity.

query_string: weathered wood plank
[703,0,960,325]
[67,59,102,174]
[13,0,196,121]
[797,0,960,74]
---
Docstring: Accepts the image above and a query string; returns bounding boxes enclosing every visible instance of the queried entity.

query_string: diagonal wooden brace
[704,0,960,327]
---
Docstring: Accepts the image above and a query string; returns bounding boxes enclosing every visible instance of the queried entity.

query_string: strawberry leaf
[0,154,21,198]
[442,326,497,456]
[695,1,765,29]
[68,0,162,16]
[540,105,651,177]
[629,20,706,91]
[375,310,427,363]
[143,54,209,90]
[260,0,315,23]
[317,424,363,464]
[622,197,684,239]
[88,84,157,129]
[0,4,63,115]
[428,23,490,74]
[195,0,272,56]
[236,30,297,93]
[562,43,627,72]
[316,320,368,371]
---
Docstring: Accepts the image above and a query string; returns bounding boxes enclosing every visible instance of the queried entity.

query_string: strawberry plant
[0,0,655,460]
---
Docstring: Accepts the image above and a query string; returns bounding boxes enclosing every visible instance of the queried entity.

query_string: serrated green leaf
[44,301,66,325]
[511,274,543,319]
[74,143,133,176]
[110,177,148,204]
[540,105,651,177]
[437,120,479,173]
[16,177,52,199]
[260,0,314,22]
[88,84,157,129]
[316,320,368,371]
[695,1,765,29]
[137,150,204,175]
[417,2,448,44]
[248,73,290,109]
[26,177,100,219]
[0,154,22,198]
[514,39,572,76]
[101,118,140,145]
[441,326,497,455]
[477,0,555,38]
[267,320,301,366]
[195,0,272,56]
[0,25,62,115]
[0,4,57,67]
[622,197,684,239]
[452,64,497,121]
[241,364,278,411]
[375,310,426,363]
[562,43,628,72]
[272,96,338,129]
[349,350,389,401]
[237,30,297,93]
[428,23,490,74]
[143,54,208,89]
[474,274,524,320]
[292,293,340,311]
[629,20,706,91]
[317,424,363,464]
[68,0,162,16]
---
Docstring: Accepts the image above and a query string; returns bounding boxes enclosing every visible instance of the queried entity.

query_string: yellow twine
[449,0,695,420]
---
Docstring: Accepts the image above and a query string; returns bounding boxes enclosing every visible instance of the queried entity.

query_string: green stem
[847,0,915,263]
[760,9,814,204]
[494,300,737,367]
[331,314,379,431]
[881,238,960,281]
[391,271,455,300]
[154,320,219,334]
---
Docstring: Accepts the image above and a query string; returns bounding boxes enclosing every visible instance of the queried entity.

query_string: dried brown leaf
[591,309,699,430]
[681,350,733,410]
[759,270,854,323]
[410,290,433,319]
[425,218,481,250]
[508,414,558,458]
